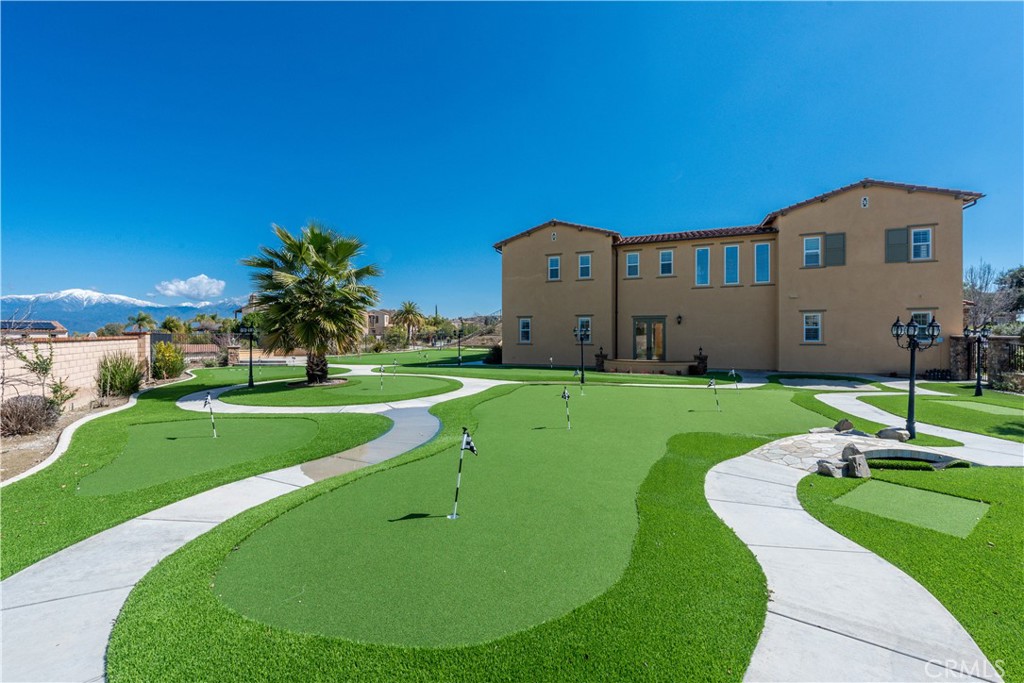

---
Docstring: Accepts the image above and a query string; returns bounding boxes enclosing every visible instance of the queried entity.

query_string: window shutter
[824,233,846,267]
[885,228,909,263]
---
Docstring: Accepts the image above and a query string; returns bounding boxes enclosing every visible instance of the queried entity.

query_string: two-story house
[494,179,982,375]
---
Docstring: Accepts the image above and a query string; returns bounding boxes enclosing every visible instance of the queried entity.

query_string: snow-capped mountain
[0,289,247,333]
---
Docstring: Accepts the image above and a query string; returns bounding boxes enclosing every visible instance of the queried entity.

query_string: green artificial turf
[388,364,739,385]
[0,368,389,579]
[212,384,814,647]
[765,373,882,388]
[77,418,320,496]
[859,392,1024,443]
[799,468,1024,682]
[330,348,490,366]
[215,365,349,382]
[834,480,989,538]
[865,459,936,471]
[108,382,771,681]
[919,383,1024,405]
[219,375,460,407]
[787,391,962,447]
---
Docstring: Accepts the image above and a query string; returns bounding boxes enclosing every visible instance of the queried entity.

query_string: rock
[809,427,838,434]
[834,419,854,432]
[877,427,911,442]
[817,459,844,478]
[841,443,862,462]
[846,453,871,478]
[838,429,873,438]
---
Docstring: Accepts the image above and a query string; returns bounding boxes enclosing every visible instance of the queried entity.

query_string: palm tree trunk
[306,353,329,384]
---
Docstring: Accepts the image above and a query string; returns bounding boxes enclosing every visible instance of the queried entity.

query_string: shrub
[1,395,59,436]
[867,459,935,471]
[96,352,146,397]
[216,348,230,367]
[152,342,186,380]
[371,340,386,354]
[202,358,218,368]
[484,343,502,365]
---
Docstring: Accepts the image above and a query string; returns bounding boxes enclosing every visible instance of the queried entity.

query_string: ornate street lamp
[457,317,463,366]
[573,323,590,385]
[891,315,941,439]
[963,324,990,397]
[239,324,256,388]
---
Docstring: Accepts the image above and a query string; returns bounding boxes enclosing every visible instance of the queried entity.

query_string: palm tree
[160,316,187,334]
[393,301,425,347]
[242,221,380,384]
[126,311,156,332]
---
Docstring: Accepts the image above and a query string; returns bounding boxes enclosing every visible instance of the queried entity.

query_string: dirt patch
[284,378,349,388]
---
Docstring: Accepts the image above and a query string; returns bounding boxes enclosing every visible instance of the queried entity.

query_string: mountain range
[1,289,247,333]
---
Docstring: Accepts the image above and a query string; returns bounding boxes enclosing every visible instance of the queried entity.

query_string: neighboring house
[494,179,983,375]
[365,309,394,339]
[0,320,69,340]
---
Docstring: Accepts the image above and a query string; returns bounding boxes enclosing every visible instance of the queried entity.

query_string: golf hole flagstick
[708,377,720,412]
[203,391,218,438]
[729,368,738,388]
[448,427,479,520]
[562,386,571,430]
[379,364,385,391]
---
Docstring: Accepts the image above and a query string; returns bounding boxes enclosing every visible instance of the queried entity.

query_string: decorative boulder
[809,427,838,434]
[845,453,872,478]
[877,427,911,442]
[839,429,873,438]
[840,443,862,462]
[817,459,844,478]
[834,419,854,432]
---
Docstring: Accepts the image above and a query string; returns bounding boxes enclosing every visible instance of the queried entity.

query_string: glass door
[632,317,666,360]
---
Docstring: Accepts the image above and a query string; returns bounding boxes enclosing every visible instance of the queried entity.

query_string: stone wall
[948,335,971,381]
[2,335,149,410]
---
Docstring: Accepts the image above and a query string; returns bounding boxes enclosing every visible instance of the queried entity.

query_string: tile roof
[761,178,984,225]
[493,219,621,251]
[615,225,776,246]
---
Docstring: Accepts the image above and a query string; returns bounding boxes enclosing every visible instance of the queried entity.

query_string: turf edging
[107,419,770,681]
[858,393,1024,444]
[218,374,461,407]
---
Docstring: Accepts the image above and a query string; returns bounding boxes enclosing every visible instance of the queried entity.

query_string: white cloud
[155,274,225,300]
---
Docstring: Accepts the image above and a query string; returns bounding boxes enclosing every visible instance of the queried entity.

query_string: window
[724,245,739,284]
[578,253,591,279]
[695,247,710,286]
[518,318,532,344]
[626,252,640,278]
[547,256,560,281]
[803,313,822,343]
[803,237,821,267]
[754,243,771,283]
[910,311,933,329]
[659,250,674,276]
[824,233,846,266]
[911,228,932,260]
[576,316,592,344]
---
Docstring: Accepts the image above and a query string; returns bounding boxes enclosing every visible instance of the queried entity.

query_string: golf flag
[708,378,720,412]
[379,364,385,390]
[562,386,571,430]
[393,359,398,376]
[729,368,738,389]
[448,427,479,520]
[204,391,218,438]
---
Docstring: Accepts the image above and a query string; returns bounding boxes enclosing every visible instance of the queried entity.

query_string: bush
[484,343,502,365]
[1,395,59,436]
[152,342,186,380]
[96,352,146,397]
[202,358,218,368]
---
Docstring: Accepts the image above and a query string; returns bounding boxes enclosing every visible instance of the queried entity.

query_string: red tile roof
[615,225,776,246]
[761,178,984,226]
[493,219,621,251]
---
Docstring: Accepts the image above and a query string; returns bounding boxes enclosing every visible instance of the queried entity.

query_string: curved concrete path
[707,438,1004,683]
[1,368,507,683]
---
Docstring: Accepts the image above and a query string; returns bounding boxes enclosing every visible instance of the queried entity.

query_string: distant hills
[1,289,246,333]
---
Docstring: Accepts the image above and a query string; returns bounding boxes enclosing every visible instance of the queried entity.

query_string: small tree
[96,322,126,337]
[126,311,157,332]
[964,261,1018,327]
[160,315,187,334]
[996,265,1024,317]
[392,301,426,347]
[4,341,54,397]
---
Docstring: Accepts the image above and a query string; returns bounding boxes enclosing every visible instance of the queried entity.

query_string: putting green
[77,418,319,496]
[941,400,1022,417]
[218,375,460,407]
[835,480,989,538]
[214,384,826,646]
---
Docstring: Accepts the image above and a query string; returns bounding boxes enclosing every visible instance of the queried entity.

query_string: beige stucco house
[494,179,983,375]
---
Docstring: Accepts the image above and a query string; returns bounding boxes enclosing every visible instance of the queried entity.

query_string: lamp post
[239,324,256,388]
[890,315,941,439]
[573,324,590,385]
[963,324,990,397]
[457,317,463,366]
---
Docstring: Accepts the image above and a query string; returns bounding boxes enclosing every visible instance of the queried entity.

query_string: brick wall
[2,335,149,410]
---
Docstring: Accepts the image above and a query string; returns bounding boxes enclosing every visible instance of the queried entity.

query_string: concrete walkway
[1,367,506,683]
[816,391,1024,467]
[706,440,1005,683]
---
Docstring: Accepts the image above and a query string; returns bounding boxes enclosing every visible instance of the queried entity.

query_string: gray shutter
[824,233,846,267]
[885,228,909,263]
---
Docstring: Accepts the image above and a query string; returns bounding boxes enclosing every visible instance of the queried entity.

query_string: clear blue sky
[3,2,1021,315]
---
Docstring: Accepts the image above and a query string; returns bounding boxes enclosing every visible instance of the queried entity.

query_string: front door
[633,317,666,360]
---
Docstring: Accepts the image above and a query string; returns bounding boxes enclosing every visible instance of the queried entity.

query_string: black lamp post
[239,324,256,388]
[457,317,463,366]
[890,315,941,439]
[573,324,590,384]
[963,324,990,397]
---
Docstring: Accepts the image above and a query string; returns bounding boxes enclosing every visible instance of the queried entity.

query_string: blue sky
[2,2,1021,315]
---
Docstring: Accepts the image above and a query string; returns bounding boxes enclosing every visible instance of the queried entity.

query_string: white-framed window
[754,242,771,283]
[576,316,592,344]
[724,245,739,284]
[803,237,821,268]
[518,317,532,344]
[578,253,591,279]
[911,228,932,260]
[626,252,640,278]
[659,250,674,276]
[547,255,560,281]
[909,311,933,330]
[695,247,710,286]
[803,313,822,343]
